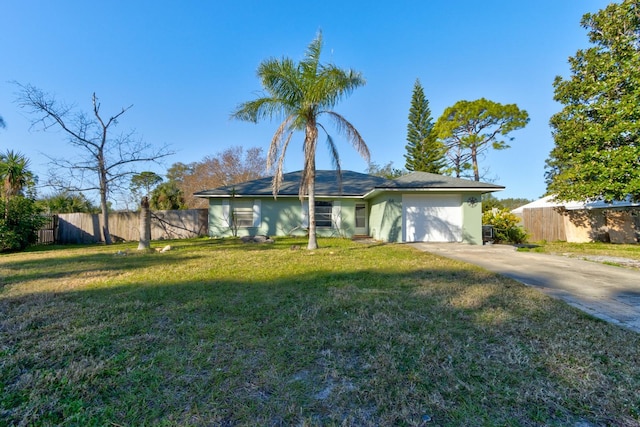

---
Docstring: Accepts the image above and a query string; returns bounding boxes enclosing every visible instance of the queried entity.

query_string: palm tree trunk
[305,122,319,250]
[307,169,318,250]
[138,196,151,250]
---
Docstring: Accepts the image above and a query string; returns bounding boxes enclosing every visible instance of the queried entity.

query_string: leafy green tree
[0,150,36,218]
[404,79,446,173]
[150,181,185,210]
[232,32,370,250]
[434,98,529,181]
[38,190,99,213]
[0,196,45,252]
[166,162,194,184]
[481,194,505,213]
[366,161,405,179]
[130,171,163,199]
[499,197,533,211]
[0,151,45,252]
[0,150,35,198]
[546,0,640,203]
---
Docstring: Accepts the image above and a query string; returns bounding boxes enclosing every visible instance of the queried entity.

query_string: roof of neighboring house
[194,170,505,198]
[511,195,640,214]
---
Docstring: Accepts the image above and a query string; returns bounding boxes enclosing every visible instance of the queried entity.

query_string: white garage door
[402,194,462,242]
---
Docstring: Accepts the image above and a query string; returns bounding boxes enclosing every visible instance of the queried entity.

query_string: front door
[355,203,368,235]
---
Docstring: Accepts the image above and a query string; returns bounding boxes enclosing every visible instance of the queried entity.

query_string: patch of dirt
[564,254,640,270]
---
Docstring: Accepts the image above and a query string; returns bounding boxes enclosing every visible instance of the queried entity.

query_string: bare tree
[15,83,173,244]
[179,146,266,208]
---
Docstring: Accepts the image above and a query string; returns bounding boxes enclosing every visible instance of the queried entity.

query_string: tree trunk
[138,196,151,250]
[307,171,318,250]
[100,191,112,244]
[98,153,113,244]
[471,145,480,181]
[305,122,319,250]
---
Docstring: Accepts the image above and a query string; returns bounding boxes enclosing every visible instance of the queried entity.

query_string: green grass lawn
[1,238,639,426]
[519,241,640,263]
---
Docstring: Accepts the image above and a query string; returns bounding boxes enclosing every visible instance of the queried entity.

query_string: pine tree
[404,79,446,173]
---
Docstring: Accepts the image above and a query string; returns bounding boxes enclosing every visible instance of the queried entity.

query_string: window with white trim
[315,201,333,228]
[232,200,254,227]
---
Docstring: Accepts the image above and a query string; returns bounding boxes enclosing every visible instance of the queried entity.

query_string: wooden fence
[51,209,208,244]
[521,207,566,242]
[37,214,58,245]
[521,207,639,243]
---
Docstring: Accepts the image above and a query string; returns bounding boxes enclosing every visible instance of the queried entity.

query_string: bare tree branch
[15,83,174,244]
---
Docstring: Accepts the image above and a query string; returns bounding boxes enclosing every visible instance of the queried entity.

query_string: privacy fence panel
[56,209,208,244]
[522,207,566,242]
[37,214,58,245]
[522,207,639,243]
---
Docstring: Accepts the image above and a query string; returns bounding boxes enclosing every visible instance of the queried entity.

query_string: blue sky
[0,0,612,203]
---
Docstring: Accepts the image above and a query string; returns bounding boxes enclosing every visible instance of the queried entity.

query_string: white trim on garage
[402,194,463,242]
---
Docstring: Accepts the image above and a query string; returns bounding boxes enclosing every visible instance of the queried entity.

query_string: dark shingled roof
[382,171,505,190]
[194,170,504,198]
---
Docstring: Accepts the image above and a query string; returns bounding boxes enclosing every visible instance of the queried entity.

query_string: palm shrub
[482,208,528,244]
[0,196,46,252]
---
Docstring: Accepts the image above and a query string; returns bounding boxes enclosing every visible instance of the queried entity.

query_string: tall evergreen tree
[404,79,446,173]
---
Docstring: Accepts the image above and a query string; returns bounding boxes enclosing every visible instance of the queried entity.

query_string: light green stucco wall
[462,192,483,245]
[368,194,402,242]
[207,192,485,244]
[207,197,360,238]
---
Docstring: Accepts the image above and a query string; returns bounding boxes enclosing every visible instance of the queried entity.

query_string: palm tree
[137,196,151,250]
[0,150,35,218]
[0,150,34,198]
[232,33,370,249]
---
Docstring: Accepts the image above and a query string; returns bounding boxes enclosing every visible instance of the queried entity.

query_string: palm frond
[259,58,303,107]
[318,124,341,171]
[323,111,370,163]
[300,31,323,83]
[321,129,343,194]
[271,131,294,197]
[267,115,296,170]
[314,67,365,109]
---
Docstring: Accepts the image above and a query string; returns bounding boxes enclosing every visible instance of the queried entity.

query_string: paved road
[411,243,640,333]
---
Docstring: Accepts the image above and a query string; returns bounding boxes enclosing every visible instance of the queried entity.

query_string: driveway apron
[411,243,640,333]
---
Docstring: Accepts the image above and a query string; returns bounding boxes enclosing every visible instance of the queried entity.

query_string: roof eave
[363,186,505,199]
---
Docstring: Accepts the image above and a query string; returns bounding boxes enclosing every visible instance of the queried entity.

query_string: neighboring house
[194,170,504,244]
[512,195,640,243]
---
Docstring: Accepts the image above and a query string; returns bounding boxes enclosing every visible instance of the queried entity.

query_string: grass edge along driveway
[1,238,639,426]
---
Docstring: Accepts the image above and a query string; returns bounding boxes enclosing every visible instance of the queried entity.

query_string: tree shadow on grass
[0,251,206,290]
[2,259,640,426]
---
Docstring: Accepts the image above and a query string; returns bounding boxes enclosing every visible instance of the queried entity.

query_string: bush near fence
[54,209,208,244]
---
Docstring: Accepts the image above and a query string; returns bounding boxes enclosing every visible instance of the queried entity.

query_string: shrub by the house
[482,208,528,244]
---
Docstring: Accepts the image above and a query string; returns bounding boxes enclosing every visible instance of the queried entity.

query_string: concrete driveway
[411,243,640,333]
